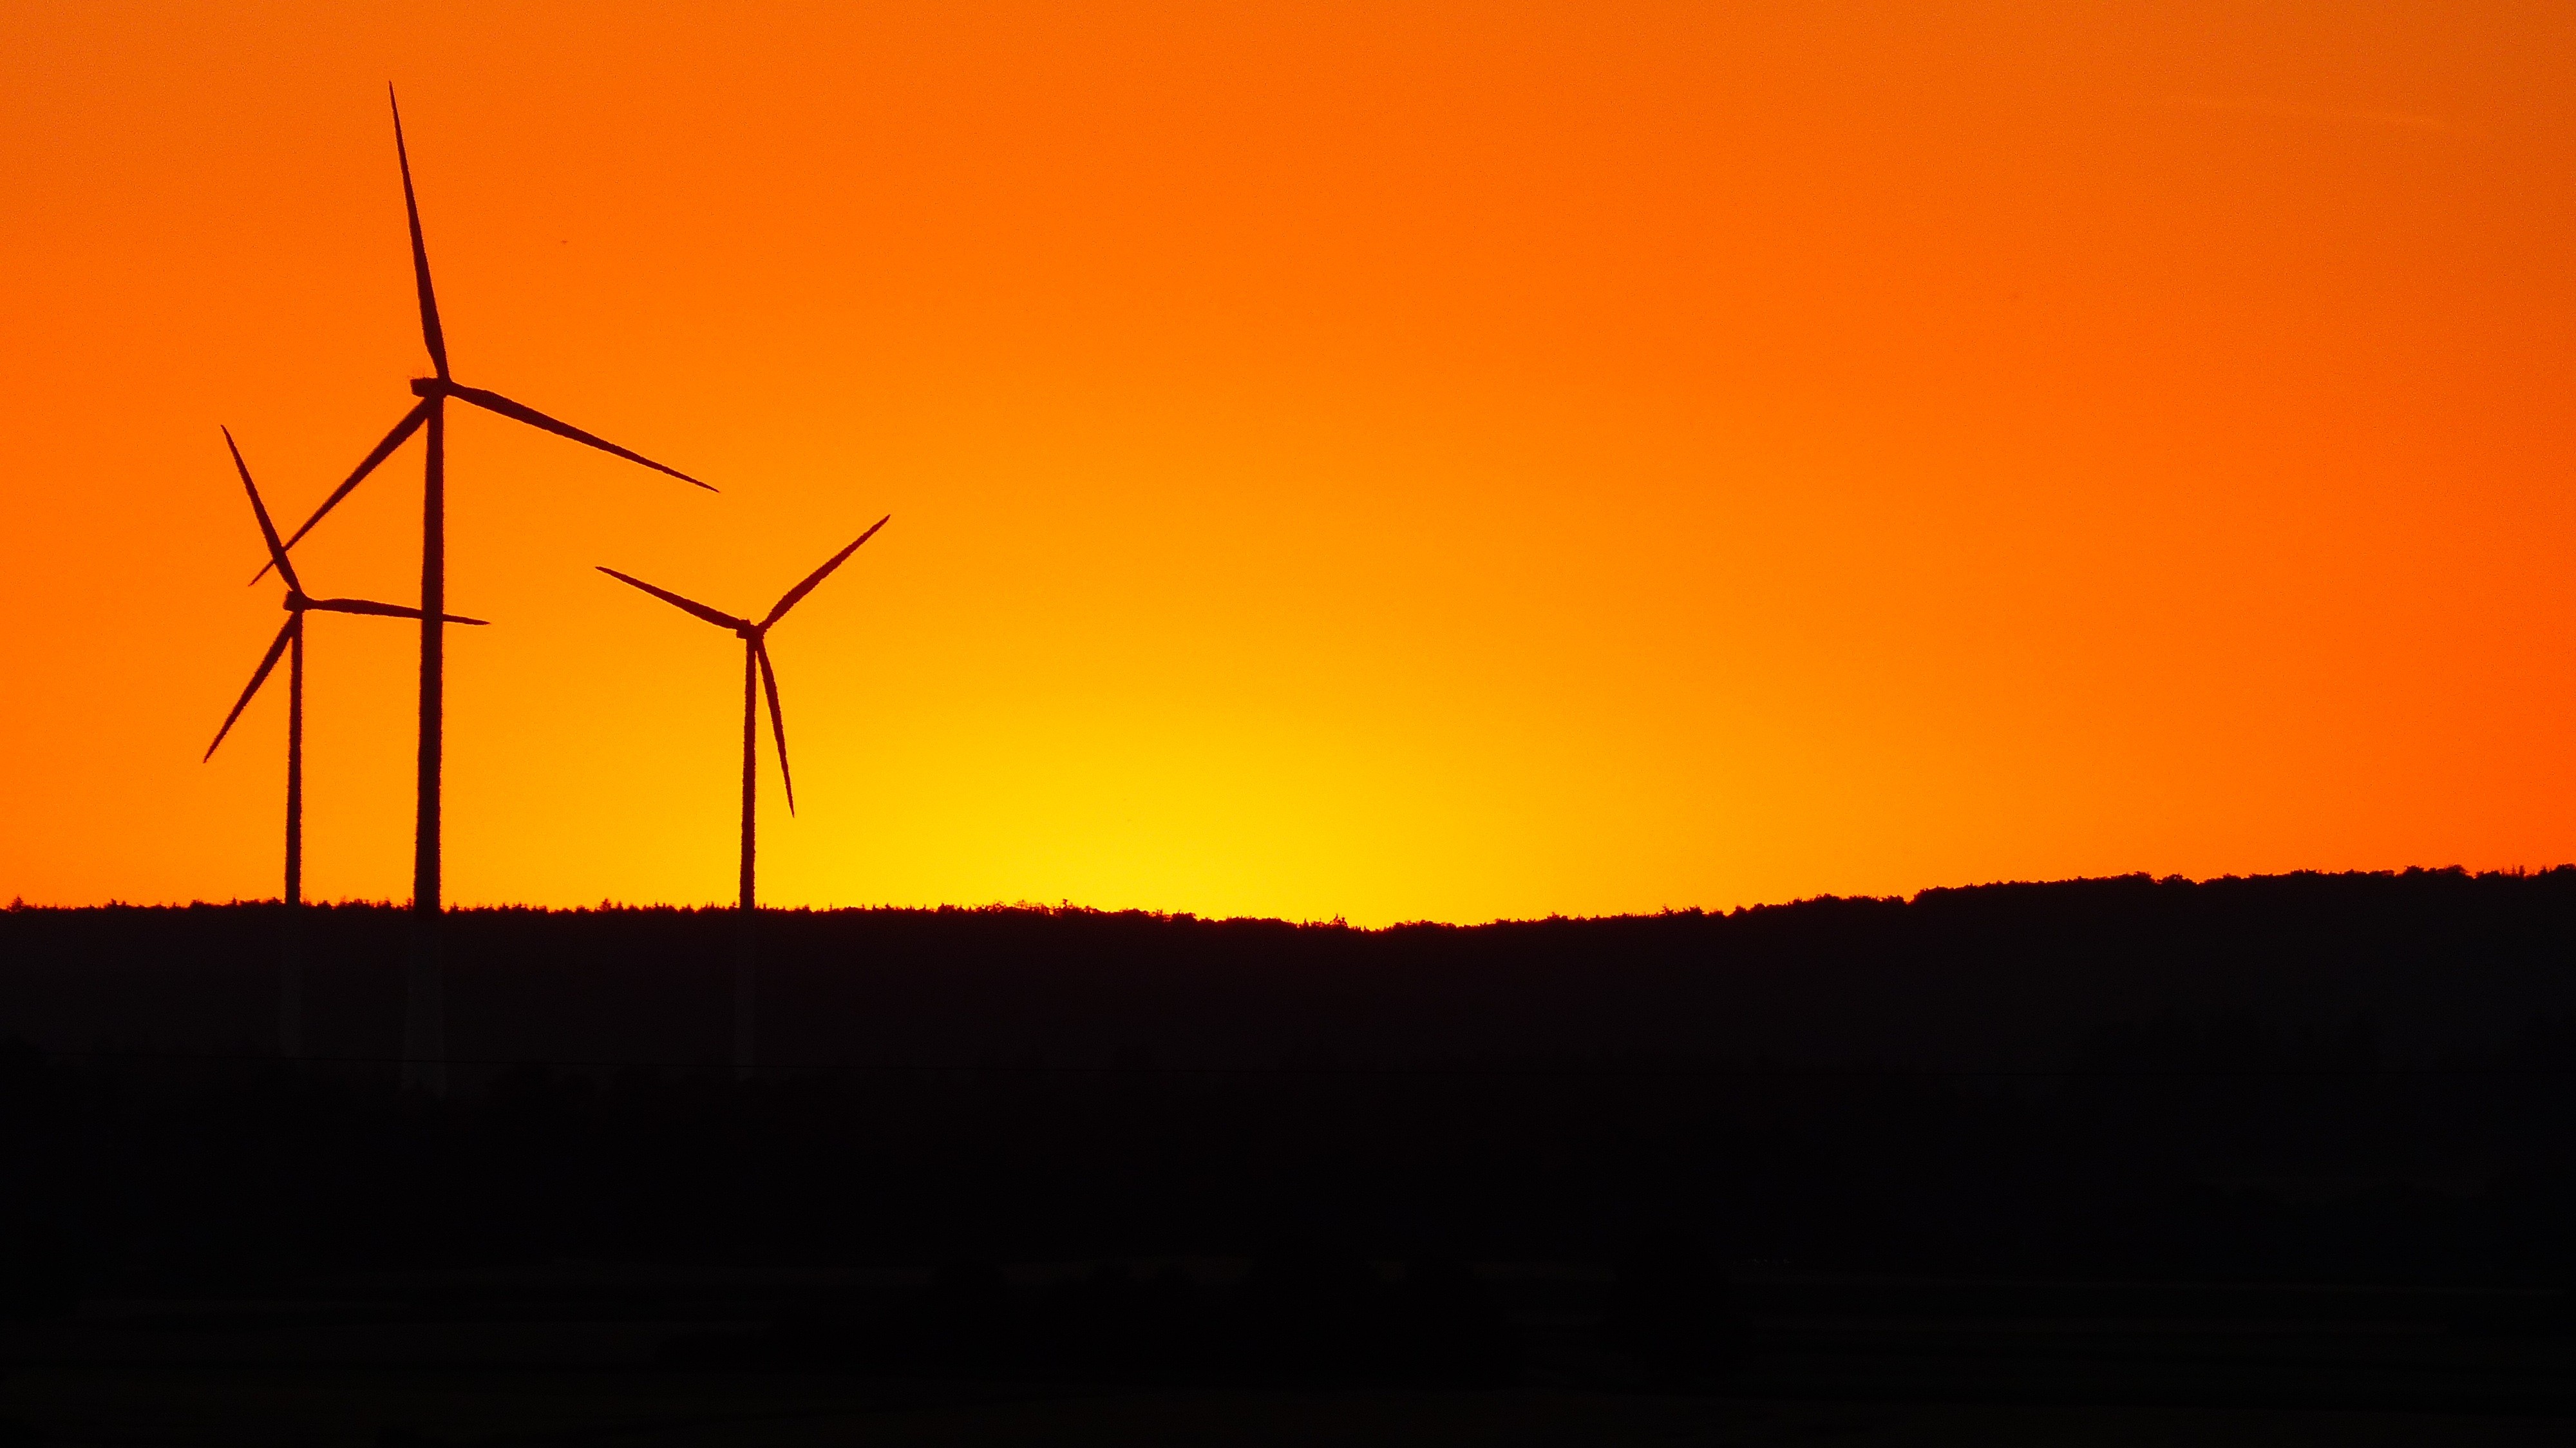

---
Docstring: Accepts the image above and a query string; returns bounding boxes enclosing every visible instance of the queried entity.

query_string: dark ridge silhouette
[597,514,889,1076]
[3,869,2573,1437]
[14,867,2576,1074]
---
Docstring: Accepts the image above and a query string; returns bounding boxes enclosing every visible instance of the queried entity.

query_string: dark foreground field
[1,869,2572,1443]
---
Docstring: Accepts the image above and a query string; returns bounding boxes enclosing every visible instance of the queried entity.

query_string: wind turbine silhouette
[598,516,889,1075]
[260,88,711,1090]
[205,427,485,1060]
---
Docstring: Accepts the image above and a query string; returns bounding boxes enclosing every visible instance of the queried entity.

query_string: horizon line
[12,862,2574,930]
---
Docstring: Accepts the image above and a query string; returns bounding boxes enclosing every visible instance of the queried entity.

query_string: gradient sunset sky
[3,2,2572,924]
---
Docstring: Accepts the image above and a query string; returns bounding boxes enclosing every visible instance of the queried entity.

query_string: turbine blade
[595,567,749,631]
[303,597,490,625]
[762,515,889,628]
[390,86,450,380]
[254,401,430,584]
[221,426,299,594]
[757,640,793,815]
[450,386,712,491]
[204,618,297,762]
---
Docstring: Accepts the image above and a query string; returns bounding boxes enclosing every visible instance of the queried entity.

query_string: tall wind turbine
[260,88,712,1089]
[205,427,486,1059]
[598,517,889,1075]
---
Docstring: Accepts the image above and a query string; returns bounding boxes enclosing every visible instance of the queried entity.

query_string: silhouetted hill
[8,867,2576,1072]
[1,870,2572,1431]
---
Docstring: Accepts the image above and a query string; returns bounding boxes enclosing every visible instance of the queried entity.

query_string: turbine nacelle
[246,94,714,591]
[207,430,489,763]
[597,515,891,819]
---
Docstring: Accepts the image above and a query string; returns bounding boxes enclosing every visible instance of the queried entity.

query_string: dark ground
[1,868,2571,1442]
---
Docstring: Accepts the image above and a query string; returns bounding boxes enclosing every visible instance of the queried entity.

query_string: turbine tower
[205,427,486,1059]
[262,89,712,1089]
[598,516,889,1075]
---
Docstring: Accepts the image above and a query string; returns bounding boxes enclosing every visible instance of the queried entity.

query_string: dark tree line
[2,868,2573,1316]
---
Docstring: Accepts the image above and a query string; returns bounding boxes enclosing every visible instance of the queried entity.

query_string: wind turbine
[598,516,889,1075]
[259,88,712,1090]
[204,427,486,1059]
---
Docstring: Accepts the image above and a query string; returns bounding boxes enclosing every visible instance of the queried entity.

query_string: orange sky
[3,1,2573,924]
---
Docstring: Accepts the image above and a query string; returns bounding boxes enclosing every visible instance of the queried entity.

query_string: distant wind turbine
[204,427,486,1060]
[598,516,889,1075]
[259,88,712,1090]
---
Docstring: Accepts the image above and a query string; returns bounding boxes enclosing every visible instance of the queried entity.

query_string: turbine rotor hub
[408,376,450,397]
